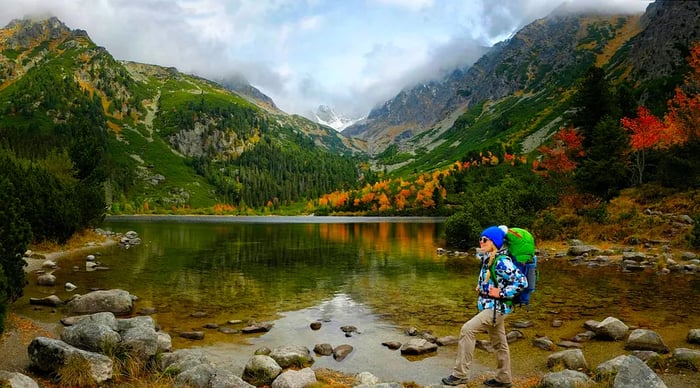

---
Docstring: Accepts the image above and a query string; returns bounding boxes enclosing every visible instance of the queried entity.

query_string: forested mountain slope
[0,17,366,216]
[345,0,700,176]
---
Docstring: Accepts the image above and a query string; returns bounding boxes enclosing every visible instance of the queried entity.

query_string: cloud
[0,0,652,122]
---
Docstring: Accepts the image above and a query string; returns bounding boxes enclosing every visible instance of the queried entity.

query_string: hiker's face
[479,237,495,251]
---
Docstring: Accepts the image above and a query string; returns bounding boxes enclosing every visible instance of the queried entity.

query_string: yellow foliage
[107,121,122,133]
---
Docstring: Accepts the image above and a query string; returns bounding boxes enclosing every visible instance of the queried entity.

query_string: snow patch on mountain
[314,105,364,132]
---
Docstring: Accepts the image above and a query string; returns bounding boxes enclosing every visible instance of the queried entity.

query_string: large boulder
[242,355,282,386]
[271,368,317,388]
[539,370,592,388]
[27,337,113,385]
[672,348,700,370]
[64,289,134,316]
[60,312,121,353]
[613,355,667,388]
[159,349,210,374]
[593,317,629,340]
[268,345,314,369]
[0,371,39,388]
[547,349,588,371]
[596,355,628,376]
[118,316,160,359]
[624,329,670,353]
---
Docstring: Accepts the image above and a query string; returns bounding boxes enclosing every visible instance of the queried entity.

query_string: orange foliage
[621,106,669,150]
[664,43,700,144]
[213,203,235,213]
[536,126,583,175]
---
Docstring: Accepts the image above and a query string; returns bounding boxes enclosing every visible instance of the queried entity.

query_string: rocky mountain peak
[1,16,72,50]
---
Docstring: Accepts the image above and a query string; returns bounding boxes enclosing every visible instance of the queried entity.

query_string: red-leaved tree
[620,106,667,185]
[535,126,584,177]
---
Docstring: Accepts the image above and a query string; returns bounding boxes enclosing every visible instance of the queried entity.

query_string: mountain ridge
[341,0,699,174]
[0,16,367,212]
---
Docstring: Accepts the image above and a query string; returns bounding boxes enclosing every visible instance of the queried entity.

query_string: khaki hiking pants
[452,308,512,384]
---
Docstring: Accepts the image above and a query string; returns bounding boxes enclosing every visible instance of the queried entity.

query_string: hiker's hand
[488,287,501,298]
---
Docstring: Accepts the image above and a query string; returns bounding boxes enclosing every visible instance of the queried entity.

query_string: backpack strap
[489,255,513,308]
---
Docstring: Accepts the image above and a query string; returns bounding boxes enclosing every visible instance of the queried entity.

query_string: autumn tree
[535,126,584,177]
[620,106,667,185]
[658,42,700,188]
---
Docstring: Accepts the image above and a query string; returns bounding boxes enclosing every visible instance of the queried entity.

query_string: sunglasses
[479,237,490,244]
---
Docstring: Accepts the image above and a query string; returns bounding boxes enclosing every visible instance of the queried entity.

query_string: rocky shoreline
[3,226,700,387]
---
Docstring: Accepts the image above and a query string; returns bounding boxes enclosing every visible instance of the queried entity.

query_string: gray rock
[0,371,39,388]
[629,350,659,362]
[269,345,314,368]
[37,273,56,286]
[64,289,134,316]
[567,245,599,256]
[622,252,647,262]
[119,317,159,359]
[381,341,402,350]
[175,363,217,388]
[687,329,700,344]
[507,330,524,343]
[271,368,317,388]
[624,329,669,353]
[672,348,700,369]
[28,337,113,384]
[613,355,667,388]
[156,331,173,353]
[593,317,629,340]
[547,349,588,371]
[556,340,582,349]
[539,369,592,388]
[596,354,628,375]
[179,331,204,340]
[399,338,438,355]
[242,322,273,333]
[242,355,282,386]
[533,336,555,351]
[354,371,380,386]
[29,295,62,307]
[210,369,254,388]
[42,260,57,269]
[60,312,121,353]
[333,344,354,361]
[159,349,210,374]
[313,343,333,356]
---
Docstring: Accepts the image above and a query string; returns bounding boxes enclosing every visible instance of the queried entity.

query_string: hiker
[442,226,528,387]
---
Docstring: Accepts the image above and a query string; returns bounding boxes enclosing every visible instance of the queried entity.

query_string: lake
[14,216,700,386]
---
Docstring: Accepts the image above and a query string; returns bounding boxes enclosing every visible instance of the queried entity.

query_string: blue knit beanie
[481,226,506,249]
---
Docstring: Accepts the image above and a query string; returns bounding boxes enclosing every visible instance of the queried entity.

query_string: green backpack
[505,227,536,264]
[492,227,537,307]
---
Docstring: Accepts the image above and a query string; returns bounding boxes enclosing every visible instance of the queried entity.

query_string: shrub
[444,210,481,250]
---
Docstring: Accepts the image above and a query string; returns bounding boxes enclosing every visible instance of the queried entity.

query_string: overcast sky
[0,0,651,120]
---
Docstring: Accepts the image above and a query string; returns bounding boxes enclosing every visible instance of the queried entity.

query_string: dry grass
[57,356,98,388]
[534,185,699,252]
[29,228,109,254]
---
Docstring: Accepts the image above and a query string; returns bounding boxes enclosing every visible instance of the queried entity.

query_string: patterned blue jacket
[476,248,528,314]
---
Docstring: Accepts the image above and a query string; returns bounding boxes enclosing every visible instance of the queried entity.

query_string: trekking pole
[492,301,497,324]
